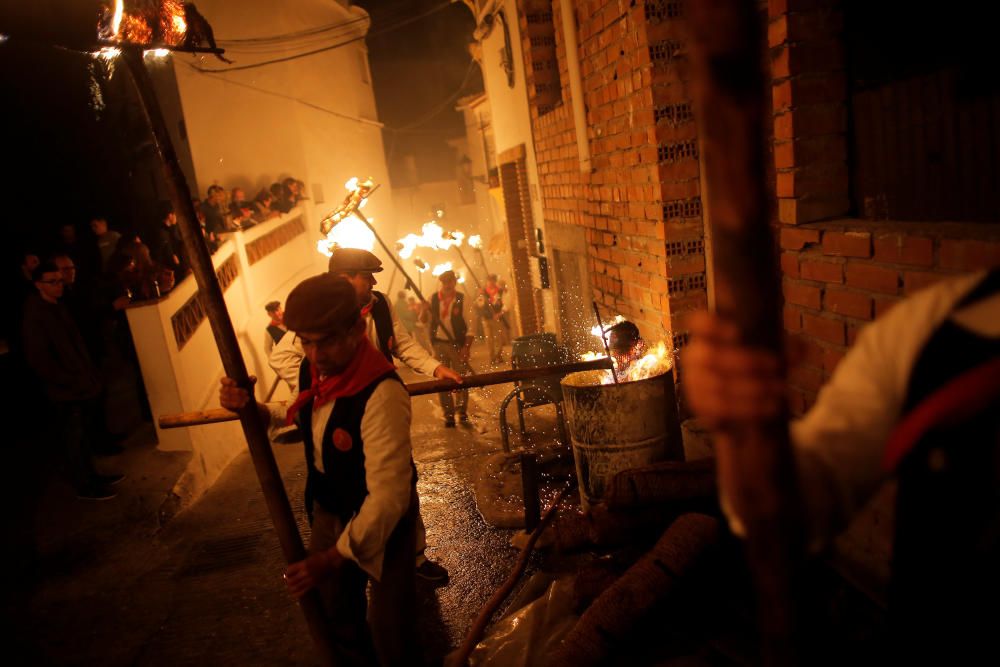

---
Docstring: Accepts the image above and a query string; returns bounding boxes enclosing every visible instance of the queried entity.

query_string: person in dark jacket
[22,261,124,500]
[429,270,474,427]
[220,275,419,665]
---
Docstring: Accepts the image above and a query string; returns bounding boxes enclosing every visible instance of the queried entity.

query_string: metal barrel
[560,369,684,509]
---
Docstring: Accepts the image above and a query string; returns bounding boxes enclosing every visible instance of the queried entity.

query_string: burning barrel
[561,369,684,509]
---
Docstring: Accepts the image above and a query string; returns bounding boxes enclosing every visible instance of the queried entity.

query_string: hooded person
[220,274,419,665]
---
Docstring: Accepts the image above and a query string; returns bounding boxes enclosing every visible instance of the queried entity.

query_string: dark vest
[889,270,1000,661]
[266,324,287,345]
[370,290,393,362]
[298,359,404,523]
[429,291,467,345]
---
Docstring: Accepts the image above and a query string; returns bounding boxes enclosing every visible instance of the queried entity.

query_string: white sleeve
[386,296,441,377]
[268,331,303,393]
[335,380,413,580]
[782,271,984,546]
[264,333,274,359]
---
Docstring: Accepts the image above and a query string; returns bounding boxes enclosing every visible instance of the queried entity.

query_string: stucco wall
[125,210,325,510]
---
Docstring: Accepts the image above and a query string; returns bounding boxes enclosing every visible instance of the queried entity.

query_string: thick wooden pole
[688,2,806,664]
[122,49,339,666]
[159,357,614,429]
[352,208,459,346]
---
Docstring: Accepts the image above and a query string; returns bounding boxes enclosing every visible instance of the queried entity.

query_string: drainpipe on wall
[559,0,591,173]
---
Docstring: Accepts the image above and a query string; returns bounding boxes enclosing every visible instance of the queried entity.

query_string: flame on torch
[468,235,483,249]
[317,216,376,256]
[98,0,187,47]
[397,222,464,259]
[431,262,453,277]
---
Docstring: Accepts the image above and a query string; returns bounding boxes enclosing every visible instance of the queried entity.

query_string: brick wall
[770,0,1000,414]
[780,223,1000,414]
[518,0,706,346]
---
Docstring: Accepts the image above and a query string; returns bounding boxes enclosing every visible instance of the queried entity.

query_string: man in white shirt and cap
[269,247,456,584]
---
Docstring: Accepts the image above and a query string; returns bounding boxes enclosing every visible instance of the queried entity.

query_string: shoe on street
[93,443,125,457]
[95,473,126,486]
[444,419,456,428]
[416,559,449,585]
[76,484,117,501]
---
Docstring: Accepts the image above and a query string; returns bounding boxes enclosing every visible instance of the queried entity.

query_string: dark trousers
[310,491,420,666]
[432,342,471,419]
[54,398,101,489]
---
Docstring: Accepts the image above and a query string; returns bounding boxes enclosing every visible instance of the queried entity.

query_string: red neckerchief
[285,335,395,426]
[438,290,455,320]
[361,295,375,317]
[484,282,499,304]
[881,357,1000,472]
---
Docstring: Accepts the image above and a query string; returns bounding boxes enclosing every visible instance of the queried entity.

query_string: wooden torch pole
[122,49,339,667]
[688,1,806,664]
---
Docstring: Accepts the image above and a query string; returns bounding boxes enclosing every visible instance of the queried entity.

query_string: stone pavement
[2,341,571,665]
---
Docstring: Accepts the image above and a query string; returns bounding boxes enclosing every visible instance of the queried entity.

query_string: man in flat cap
[429,270,474,427]
[269,247,454,583]
[221,275,418,665]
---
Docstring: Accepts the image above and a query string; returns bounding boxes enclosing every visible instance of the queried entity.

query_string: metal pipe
[559,0,591,173]
[122,48,339,667]
[591,301,619,384]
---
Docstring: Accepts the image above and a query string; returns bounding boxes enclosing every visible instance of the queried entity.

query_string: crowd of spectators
[3,175,306,501]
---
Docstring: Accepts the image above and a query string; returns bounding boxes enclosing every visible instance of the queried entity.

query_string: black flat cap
[327,248,383,274]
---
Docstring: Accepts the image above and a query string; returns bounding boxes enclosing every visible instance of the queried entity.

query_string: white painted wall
[164,0,399,244]
[125,209,325,509]
[476,0,555,331]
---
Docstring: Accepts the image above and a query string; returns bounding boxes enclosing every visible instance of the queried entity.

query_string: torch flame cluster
[397,222,464,259]
[99,0,187,47]
[316,178,378,256]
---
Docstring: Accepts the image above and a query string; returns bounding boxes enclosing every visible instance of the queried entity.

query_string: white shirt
[268,292,440,394]
[266,378,413,580]
[721,271,994,547]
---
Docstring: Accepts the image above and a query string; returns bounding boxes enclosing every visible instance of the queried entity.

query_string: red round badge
[332,428,353,452]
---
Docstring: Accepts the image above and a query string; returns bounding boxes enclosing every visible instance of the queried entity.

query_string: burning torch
[72,2,338,663]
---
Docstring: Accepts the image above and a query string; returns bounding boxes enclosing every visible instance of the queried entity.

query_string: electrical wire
[192,1,452,74]
[217,14,371,45]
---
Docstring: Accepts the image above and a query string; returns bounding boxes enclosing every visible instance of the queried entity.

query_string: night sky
[0,0,482,275]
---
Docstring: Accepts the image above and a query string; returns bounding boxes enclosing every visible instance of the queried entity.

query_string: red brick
[784,305,802,331]
[777,163,849,200]
[822,231,871,258]
[771,41,845,79]
[822,347,845,375]
[903,270,947,295]
[772,72,847,112]
[784,280,821,309]
[874,296,900,319]
[779,227,821,250]
[802,312,845,345]
[797,335,825,367]
[789,363,824,393]
[846,322,862,346]
[800,258,843,283]
[773,135,848,170]
[781,252,801,278]
[768,0,840,19]
[939,239,1000,271]
[774,104,847,141]
[873,234,934,267]
[845,263,898,295]
[778,195,850,224]
[789,388,808,417]
[824,287,873,320]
